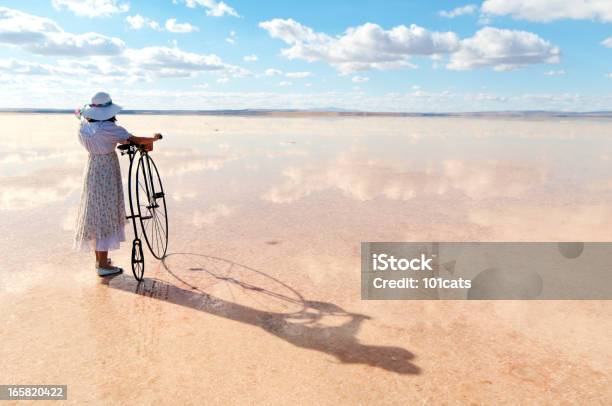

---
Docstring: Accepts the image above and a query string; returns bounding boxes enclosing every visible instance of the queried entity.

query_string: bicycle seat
[117,143,132,150]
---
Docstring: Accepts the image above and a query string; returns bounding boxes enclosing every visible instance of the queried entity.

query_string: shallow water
[1,114,611,404]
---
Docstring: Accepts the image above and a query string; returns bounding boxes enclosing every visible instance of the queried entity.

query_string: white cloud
[602,37,612,48]
[52,0,129,18]
[439,4,477,18]
[180,0,239,17]
[279,81,292,86]
[148,21,162,31]
[227,65,252,78]
[263,69,311,78]
[265,68,283,76]
[0,58,63,75]
[217,77,229,83]
[463,92,507,102]
[122,46,226,73]
[261,19,559,73]
[0,6,125,56]
[481,0,612,22]
[36,32,125,56]
[243,54,258,62]
[285,71,312,78]
[126,14,163,31]
[225,30,236,44]
[544,69,565,76]
[0,7,61,44]
[165,18,199,33]
[352,75,369,83]
[5,44,245,82]
[259,18,322,44]
[448,27,560,71]
[126,14,145,29]
[205,1,239,17]
[0,57,133,82]
[260,19,460,74]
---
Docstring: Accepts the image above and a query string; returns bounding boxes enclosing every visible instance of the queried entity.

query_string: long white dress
[73,119,132,252]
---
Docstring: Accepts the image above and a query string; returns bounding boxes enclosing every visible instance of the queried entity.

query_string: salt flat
[1,114,611,404]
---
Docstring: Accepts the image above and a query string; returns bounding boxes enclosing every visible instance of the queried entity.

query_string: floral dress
[73,119,131,252]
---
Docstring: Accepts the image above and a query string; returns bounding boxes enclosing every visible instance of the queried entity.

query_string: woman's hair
[86,116,117,123]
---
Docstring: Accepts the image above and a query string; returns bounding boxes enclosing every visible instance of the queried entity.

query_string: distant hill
[1,108,612,118]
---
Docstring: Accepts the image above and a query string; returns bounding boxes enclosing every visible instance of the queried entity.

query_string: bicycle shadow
[106,252,420,375]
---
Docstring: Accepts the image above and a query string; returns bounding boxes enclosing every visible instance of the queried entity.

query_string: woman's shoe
[97,266,123,277]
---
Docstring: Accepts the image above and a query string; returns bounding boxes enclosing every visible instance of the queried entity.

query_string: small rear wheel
[131,238,145,281]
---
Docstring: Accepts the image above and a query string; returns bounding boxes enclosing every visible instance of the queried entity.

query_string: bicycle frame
[122,143,143,239]
[120,142,150,280]
[144,154,158,203]
[118,137,167,281]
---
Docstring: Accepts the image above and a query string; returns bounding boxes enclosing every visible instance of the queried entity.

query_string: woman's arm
[128,133,162,145]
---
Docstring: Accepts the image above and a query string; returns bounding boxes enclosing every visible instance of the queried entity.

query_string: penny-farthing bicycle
[118,135,168,281]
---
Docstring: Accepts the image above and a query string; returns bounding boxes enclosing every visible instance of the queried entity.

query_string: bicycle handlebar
[117,133,163,151]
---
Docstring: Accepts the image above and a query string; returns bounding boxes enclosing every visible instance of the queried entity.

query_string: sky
[0,0,611,112]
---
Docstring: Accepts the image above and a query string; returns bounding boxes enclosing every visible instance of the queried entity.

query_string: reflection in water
[192,204,235,227]
[2,114,612,241]
[0,173,81,210]
[0,150,82,166]
[107,253,421,375]
[468,204,612,240]
[161,153,241,176]
[152,145,244,175]
[262,153,547,203]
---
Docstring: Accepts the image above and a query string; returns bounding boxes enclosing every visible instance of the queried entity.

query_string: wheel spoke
[153,214,167,256]
[143,212,152,243]
[137,177,149,202]
[153,212,161,255]
[155,206,166,219]
[149,187,166,241]
[155,209,165,249]
[149,201,162,256]
[152,208,167,239]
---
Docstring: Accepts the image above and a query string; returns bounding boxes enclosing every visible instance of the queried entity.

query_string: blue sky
[0,0,611,111]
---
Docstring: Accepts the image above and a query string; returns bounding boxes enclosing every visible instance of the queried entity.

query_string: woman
[73,91,161,276]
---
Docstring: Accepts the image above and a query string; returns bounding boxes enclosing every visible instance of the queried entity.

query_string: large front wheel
[135,154,169,259]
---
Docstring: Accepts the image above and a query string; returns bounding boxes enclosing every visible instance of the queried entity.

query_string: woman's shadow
[106,252,420,375]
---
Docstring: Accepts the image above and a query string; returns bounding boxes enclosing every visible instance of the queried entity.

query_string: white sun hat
[81,92,122,121]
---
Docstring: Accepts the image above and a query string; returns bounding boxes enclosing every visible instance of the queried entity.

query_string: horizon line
[1,108,612,117]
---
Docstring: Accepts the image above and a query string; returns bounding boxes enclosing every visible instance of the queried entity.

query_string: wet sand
[1,114,611,404]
